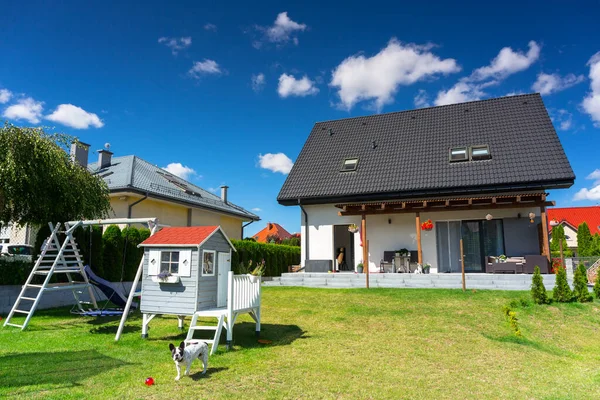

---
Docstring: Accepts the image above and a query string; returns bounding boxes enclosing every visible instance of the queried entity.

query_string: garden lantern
[528,212,535,223]
[485,213,493,221]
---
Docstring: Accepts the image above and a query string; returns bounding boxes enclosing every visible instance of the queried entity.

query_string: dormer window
[449,147,468,162]
[341,158,359,172]
[470,145,491,160]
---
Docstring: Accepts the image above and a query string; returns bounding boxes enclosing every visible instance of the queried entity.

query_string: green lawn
[1,287,600,399]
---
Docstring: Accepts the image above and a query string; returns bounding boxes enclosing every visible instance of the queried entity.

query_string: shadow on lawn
[0,350,129,393]
[482,333,574,358]
[189,367,229,380]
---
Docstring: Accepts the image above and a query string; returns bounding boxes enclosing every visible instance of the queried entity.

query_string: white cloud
[45,104,104,129]
[251,207,262,212]
[158,36,192,55]
[532,72,585,95]
[251,73,266,92]
[435,41,540,106]
[582,52,600,126]
[263,12,306,44]
[330,39,460,111]
[0,89,12,104]
[162,163,197,180]
[204,23,217,32]
[573,168,600,201]
[587,169,600,183]
[554,109,573,131]
[2,97,44,124]
[258,153,294,174]
[413,89,430,108]
[278,74,319,98]
[188,59,222,78]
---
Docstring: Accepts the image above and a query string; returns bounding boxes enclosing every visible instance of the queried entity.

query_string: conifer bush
[594,271,600,299]
[552,265,572,303]
[573,263,593,303]
[531,266,549,304]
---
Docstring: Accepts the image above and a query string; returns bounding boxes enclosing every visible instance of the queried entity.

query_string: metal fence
[0,223,39,246]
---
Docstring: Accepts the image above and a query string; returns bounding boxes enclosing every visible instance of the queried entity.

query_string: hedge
[231,239,300,277]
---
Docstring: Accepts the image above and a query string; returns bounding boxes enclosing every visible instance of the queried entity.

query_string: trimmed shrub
[102,225,124,282]
[552,266,572,303]
[72,226,104,276]
[531,266,549,304]
[573,263,593,303]
[0,259,34,285]
[121,227,147,281]
[231,239,300,277]
[594,270,600,299]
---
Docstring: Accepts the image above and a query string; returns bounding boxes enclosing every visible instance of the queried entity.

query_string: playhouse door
[217,252,231,307]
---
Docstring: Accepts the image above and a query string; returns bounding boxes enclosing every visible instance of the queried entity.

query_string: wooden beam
[445,200,450,207]
[415,212,423,265]
[361,204,367,211]
[361,214,368,284]
[380,203,386,211]
[540,205,550,262]
[491,197,497,205]
[516,195,522,203]
[338,201,555,216]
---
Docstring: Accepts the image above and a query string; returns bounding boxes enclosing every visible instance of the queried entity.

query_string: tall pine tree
[531,266,549,304]
[573,263,592,302]
[577,222,593,257]
[553,266,573,303]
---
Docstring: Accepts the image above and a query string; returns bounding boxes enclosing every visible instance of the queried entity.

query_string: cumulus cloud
[582,52,600,126]
[0,89,12,104]
[252,73,266,92]
[2,97,44,124]
[255,12,306,47]
[188,59,222,78]
[204,23,217,32]
[258,153,294,174]
[158,36,192,55]
[330,39,460,111]
[162,163,197,180]
[532,72,585,95]
[278,74,319,98]
[45,104,104,129]
[435,41,540,106]
[552,109,573,131]
[251,207,262,212]
[413,89,430,108]
[573,169,600,201]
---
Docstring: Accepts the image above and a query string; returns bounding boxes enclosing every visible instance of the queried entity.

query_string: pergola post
[540,206,550,261]
[416,212,423,265]
[361,214,369,288]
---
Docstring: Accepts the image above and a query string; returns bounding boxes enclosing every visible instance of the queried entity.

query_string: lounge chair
[380,251,395,273]
[523,255,549,274]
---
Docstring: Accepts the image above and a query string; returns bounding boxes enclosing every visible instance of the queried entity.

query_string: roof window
[341,158,359,172]
[470,145,491,161]
[449,147,468,162]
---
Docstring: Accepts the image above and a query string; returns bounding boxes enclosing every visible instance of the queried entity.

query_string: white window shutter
[148,250,160,276]
[179,250,192,277]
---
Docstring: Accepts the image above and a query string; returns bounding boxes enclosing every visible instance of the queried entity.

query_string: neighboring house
[548,206,600,255]
[252,222,292,243]
[277,94,575,273]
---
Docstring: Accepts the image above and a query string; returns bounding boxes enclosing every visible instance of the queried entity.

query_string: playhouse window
[202,250,215,276]
[160,251,180,275]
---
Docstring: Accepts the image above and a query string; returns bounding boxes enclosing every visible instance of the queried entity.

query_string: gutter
[299,200,308,266]
[241,220,255,239]
[128,193,148,218]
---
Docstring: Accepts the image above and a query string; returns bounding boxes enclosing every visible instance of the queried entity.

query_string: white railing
[228,272,261,312]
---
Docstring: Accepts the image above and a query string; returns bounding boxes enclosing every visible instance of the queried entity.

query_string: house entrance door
[333,225,355,271]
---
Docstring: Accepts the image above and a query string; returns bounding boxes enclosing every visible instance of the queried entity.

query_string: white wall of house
[301,204,543,273]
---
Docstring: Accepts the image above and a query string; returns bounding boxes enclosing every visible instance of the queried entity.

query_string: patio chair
[380,251,395,273]
[523,255,549,274]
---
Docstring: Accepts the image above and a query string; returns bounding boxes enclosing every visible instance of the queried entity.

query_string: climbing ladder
[186,311,226,356]
[3,222,97,330]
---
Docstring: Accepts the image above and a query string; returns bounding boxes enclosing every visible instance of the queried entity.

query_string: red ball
[145,377,154,386]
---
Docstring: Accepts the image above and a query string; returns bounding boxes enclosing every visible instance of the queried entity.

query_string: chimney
[70,141,90,168]
[220,185,229,204]
[98,149,113,169]
[268,223,273,230]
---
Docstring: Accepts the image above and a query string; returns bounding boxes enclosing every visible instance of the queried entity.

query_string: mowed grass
[2,287,600,399]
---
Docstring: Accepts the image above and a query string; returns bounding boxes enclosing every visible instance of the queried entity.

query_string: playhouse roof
[139,226,235,250]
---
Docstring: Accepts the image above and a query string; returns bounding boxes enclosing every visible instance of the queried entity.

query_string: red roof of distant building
[253,222,292,243]
[141,226,220,246]
[548,206,600,235]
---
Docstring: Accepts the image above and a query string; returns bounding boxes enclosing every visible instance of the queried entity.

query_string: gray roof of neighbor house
[278,93,575,205]
[88,155,259,221]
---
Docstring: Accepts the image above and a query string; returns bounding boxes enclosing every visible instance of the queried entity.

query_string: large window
[203,250,215,276]
[160,251,179,275]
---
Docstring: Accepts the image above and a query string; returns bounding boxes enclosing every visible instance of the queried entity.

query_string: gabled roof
[139,226,236,250]
[548,206,600,235]
[278,93,575,205]
[253,222,292,243]
[88,155,259,221]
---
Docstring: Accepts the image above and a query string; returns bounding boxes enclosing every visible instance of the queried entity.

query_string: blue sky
[1,1,600,236]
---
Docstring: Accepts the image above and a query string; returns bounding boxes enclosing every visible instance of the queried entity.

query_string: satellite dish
[104,143,111,150]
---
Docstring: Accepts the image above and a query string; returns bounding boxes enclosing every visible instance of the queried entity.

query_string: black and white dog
[169,341,209,380]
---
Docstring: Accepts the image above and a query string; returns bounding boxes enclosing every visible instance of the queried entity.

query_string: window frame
[159,250,180,275]
[340,157,359,172]
[202,250,216,276]
[470,145,491,161]
[449,147,469,162]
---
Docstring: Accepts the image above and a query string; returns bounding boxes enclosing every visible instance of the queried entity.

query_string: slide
[84,265,137,309]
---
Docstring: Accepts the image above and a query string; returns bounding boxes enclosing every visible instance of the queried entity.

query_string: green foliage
[0,124,110,225]
[502,304,522,337]
[72,226,104,276]
[531,266,549,304]
[552,266,573,303]
[550,224,573,257]
[577,222,593,257]
[0,259,34,285]
[573,263,593,303]
[594,270,600,299]
[33,224,52,260]
[592,233,600,257]
[231,239,300,277]
[281,237,300,247]
[122,227,148,281]
[102,225,123,282]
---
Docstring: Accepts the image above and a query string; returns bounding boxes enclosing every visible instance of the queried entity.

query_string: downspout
[299,200,308,267]
[242,220,255,239]
[128,193,148,218]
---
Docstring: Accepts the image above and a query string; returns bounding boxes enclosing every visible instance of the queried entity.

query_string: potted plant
[422,263,431,274]
[152,270,180,284]
[248,259,265,282]
[498,254,507,263]
[396,248,409,257]
[357,263,364,273]
[421,219,433,231]
[348,224,359,233]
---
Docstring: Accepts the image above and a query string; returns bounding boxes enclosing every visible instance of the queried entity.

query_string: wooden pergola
[335,193,553,286]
